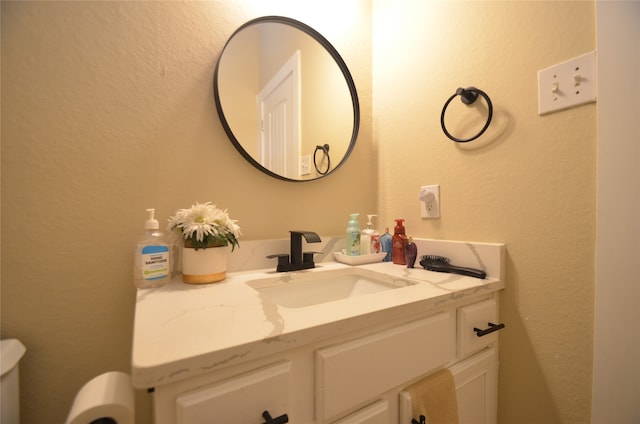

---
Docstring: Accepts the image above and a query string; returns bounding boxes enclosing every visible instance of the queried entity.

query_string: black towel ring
[314,144,331,175]
[440,87,493,143]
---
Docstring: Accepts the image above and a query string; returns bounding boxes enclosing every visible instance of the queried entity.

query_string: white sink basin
[246,267,417,308]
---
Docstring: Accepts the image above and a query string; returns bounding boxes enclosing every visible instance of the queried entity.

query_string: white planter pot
[181,246,227,284]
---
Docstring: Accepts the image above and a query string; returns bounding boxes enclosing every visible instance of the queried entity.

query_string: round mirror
[214,16,360,182]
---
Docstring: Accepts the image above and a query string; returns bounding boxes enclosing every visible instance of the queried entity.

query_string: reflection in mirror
[214,16,359,181]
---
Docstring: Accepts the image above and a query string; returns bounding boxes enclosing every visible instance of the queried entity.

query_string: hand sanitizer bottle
[134,208,171,289]
[361,214,380,255]
[345,213,361,256]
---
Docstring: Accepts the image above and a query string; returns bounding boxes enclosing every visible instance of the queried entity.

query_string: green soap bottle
[345,213,361,256]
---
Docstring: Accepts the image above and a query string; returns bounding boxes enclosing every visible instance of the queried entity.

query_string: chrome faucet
[267,231,321,272]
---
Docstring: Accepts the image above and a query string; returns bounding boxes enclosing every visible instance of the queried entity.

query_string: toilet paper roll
[65,371,134,424]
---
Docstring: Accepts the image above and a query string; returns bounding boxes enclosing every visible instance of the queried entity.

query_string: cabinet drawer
[457,298,498,357]
[331,400,389,424]
[316,312,455,422]
[175,361,290,424]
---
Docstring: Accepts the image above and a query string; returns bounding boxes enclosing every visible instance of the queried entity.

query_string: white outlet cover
[300,155,311,176]
[538,50,597,115]
[419,185,440,219]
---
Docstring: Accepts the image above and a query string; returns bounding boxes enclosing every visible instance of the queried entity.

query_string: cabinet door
[450,347,497,424]
[175,361,291,424]
[399,348,497,424]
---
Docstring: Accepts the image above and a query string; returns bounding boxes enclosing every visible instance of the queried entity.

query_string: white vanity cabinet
[150,294,501,424]
[133,240,506,423]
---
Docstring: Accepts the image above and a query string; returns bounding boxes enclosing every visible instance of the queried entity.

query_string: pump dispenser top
[366,214,377,230]
[145,208,159,230]
[361,214,380,255]
[394,218,406,235]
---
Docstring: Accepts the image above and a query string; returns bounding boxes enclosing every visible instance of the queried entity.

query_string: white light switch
[538,50,597,115]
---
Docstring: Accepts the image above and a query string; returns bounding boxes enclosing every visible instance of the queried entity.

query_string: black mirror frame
[213,16,360,182]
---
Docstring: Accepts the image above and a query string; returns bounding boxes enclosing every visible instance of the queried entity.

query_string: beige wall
[0,2,373,423]
[373,1,595,423]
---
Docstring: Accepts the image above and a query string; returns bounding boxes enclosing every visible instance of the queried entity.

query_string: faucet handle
[303,251,322,263]
[266,254,290,272]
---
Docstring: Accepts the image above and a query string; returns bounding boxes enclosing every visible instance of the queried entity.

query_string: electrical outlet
[538,50,597,115]
[300,155,311,176]
[419,185,440,218]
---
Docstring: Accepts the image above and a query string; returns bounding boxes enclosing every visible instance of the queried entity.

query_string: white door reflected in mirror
[214,16,359,182]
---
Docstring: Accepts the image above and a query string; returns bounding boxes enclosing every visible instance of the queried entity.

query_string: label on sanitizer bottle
[141,245,170,281]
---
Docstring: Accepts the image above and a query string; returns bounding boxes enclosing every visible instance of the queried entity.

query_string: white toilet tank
[1,339,26,424]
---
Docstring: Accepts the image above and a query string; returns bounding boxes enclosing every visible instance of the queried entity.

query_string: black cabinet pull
[473,322,505,337]
[262,410,289,424]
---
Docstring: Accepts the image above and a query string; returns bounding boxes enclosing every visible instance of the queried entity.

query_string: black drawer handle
[473,322,505,337]
[262,410,289,424]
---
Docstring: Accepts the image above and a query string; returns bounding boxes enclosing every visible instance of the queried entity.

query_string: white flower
[168,201,241,250]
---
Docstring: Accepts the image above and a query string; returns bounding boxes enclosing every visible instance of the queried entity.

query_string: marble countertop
[131,238,505,389]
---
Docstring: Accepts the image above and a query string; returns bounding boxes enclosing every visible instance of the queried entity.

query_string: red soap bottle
[392,218,407,265]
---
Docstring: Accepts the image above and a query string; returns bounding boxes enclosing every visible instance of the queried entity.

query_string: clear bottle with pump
[134,208,171,289]
[392,218,407,265]
[361,214,380,255]
[345,213,361,256]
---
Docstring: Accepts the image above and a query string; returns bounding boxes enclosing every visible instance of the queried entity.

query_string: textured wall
[372,1,595,423]
[0,2,372,423]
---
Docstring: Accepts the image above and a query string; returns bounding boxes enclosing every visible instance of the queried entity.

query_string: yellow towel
[405,368,459,424]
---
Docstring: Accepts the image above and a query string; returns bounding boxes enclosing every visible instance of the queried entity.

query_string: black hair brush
[419,255,486,279]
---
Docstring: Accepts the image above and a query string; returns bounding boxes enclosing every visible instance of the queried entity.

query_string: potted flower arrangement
[168,201,241,284]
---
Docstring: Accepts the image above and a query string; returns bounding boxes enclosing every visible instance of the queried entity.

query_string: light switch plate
[538,50,597,115]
